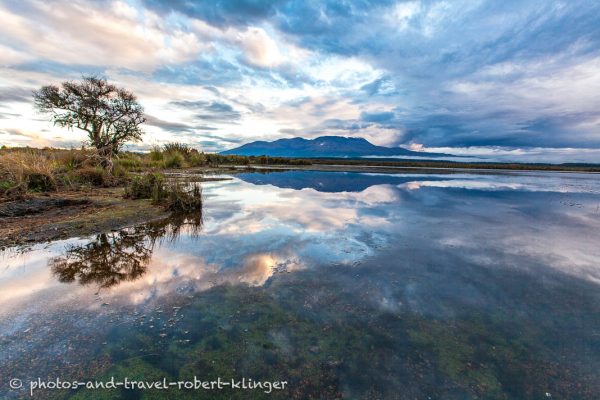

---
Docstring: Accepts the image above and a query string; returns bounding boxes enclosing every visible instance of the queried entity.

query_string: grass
[165,181,203,212]
[163,151,184,168]
[4,142,596,200]
[163,142,194,157]
[0,148,131,198]
[0,144,311,200]
[124,172,203,212]
[0,149,58,196]
[124,172,164,201]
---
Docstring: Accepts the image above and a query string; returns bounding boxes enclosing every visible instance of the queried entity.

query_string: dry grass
[0,148,123,198]
[0,150,58,195]
[0,144,310,199]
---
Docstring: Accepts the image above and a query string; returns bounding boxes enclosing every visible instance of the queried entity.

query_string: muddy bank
[0,188,169,249]
[0,169,236,249]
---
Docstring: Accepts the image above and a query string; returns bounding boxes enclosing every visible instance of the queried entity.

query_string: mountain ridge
[220,136,448,158]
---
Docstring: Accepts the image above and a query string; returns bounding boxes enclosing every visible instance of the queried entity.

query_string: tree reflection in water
[50,211,202,289]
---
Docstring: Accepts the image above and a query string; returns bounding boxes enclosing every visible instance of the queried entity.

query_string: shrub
[69,167,106,187]
[188,152,207,167]
[165,182,203,212]
[163,143,193,158]
[163,152,184,168]
[149,145,163,161]
[0,150,57,194]
[26,172,56,192]
[125,173,166,203]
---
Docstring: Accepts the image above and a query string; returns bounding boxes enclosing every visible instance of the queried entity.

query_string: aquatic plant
[165,182,203,213]
[124,172,203,212]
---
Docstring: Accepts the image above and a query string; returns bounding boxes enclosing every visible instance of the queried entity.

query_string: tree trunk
[97,145,114,172]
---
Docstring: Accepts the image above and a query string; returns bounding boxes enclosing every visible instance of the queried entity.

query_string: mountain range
[220,136,447,158]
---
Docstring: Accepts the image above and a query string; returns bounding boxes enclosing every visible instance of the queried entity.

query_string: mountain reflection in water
[235,169,449,192]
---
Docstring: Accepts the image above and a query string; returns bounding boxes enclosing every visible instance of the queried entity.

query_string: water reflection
[50,213,203,290]
[51,230,151,289]
[1,170,600,399]
[236,169,448,192]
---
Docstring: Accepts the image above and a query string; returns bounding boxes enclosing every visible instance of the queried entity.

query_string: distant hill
[220,136,447,158]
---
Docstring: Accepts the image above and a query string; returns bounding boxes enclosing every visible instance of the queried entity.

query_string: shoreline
[0,171,230,249]
[226,163,600,175]
[0,188,169,249]
[2,164,600,249]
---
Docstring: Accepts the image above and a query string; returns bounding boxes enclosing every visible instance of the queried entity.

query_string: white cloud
[0,0,207,71]
[238,27,282,67]
[388,1,422,31]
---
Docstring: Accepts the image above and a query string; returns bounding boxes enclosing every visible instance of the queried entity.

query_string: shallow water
[1,170,600,399]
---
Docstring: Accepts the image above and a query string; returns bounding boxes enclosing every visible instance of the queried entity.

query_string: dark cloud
[170,100,241,122]
[143,0,600,149]
[361,111,395,123]
[360,77,397,97]
[398,110,600,149]
[152,59,242,86]
[145,114,218,133]
[142,0,287,27]
[321,119,371,132]
[4,0,600,155]
[0,87,32,104]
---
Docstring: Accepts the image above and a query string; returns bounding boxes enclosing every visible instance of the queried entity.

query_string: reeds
[124,172,203,212]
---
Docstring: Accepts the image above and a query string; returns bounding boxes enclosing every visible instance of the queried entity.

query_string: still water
[1,170,600,399]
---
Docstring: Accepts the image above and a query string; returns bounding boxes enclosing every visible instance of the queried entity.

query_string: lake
[1,169,600,399]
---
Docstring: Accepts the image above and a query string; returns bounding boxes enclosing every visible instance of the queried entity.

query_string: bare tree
[34,76,145,170]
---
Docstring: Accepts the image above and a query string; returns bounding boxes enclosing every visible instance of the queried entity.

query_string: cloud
[361,111,395,123]
[0,0,207,71]
[170,100,241,122]
[1,0,600,159]
[142,0,284,28]
[0,86,31,103]
[360,77,397,96]
[145,114,217,133]
[238,27,282,67]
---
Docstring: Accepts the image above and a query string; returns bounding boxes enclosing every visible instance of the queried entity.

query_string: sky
[1,0,600,163]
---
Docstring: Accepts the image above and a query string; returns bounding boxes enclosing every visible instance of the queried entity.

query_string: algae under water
[1,170,600,399]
